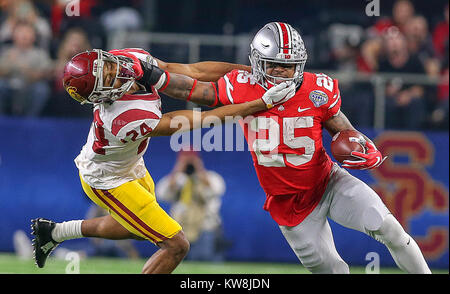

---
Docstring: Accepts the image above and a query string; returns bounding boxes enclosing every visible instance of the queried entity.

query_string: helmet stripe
[286,23,293,54]
[277,22,291,54]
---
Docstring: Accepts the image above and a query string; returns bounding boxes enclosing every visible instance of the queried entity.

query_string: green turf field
[0,253,447,274]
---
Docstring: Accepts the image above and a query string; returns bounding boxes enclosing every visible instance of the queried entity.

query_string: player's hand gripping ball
[331,130,366,164]
[331,130,386,170]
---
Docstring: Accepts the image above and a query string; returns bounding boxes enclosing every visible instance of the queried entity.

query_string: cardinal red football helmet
[62,49,137,104]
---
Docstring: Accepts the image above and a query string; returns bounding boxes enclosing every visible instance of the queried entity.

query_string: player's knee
[362,206,386,232]
[370,214,409,248]
[165,231,190,260]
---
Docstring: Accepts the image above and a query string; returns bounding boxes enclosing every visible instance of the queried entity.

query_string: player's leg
[134,172,189,273]
[34,173,189,273]
[86,172,189,273]
[279,193,350,274]
[42,213,188,273]
[80,215,144,240]
[141,230,189,274]
[326,164,431,274]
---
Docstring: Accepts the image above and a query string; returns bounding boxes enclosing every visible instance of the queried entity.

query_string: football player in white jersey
[31,48,296,273]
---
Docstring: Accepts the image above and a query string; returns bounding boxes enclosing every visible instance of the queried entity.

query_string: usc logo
[371,132,448,260]
[66,86,85,103]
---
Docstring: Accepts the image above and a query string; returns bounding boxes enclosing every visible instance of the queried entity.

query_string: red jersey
[217,70,341,226]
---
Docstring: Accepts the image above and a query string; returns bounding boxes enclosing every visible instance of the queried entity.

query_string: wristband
[158,71,170,91]
[208,82,219,107]
[187,79,198,101]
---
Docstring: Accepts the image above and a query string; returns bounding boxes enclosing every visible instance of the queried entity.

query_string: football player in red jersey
[31,48,296,273]
[139,22,431,273]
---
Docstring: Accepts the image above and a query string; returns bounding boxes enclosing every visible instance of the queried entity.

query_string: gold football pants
[80,172,182,243]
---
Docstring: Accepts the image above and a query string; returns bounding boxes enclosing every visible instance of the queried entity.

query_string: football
[331,130,367,163]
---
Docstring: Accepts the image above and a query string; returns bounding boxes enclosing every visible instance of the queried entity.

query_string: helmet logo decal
[66,86,85,102]
[92,59,102,77]
[276,53,292,59]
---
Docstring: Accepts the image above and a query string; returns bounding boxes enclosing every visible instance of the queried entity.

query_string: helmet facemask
[250,49,306,89]
[87,49,136,104]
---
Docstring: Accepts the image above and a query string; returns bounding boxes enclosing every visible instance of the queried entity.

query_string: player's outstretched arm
[140,63,295,108]
[149,100,266,137]
[150,81,296,137]
[155,58,250,82]
[138,61,220,106]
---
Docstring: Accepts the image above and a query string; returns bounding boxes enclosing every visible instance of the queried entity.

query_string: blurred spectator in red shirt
[432,3,449,61]
[362,0,416,72]
[367,0,415,37]
[431,41,449,130]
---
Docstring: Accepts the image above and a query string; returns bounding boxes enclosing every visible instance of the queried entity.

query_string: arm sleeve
[217,72,236,105]
[323,79,342,121]
[217,69,260,105]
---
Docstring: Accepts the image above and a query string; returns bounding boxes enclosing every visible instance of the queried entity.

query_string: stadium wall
[0,117,448,268]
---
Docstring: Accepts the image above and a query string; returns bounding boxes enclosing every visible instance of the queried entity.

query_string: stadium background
[0,0,448,272]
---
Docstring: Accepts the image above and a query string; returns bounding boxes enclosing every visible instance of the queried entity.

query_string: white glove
[261,82,296,109]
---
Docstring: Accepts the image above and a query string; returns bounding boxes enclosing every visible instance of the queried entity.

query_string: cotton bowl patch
[309,90,328,107]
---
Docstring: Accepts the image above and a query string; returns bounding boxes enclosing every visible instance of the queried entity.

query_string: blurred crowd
[321,0,449,130]
[0,0,448,130]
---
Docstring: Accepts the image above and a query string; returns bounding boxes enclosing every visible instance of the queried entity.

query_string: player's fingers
[342,158,366,165]
[272,82,288,90]
[349,151,368,160]
[365,141,377,152]
[285,85,296,99]
[369,155,387,169]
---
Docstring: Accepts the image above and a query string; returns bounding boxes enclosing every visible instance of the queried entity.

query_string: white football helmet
[249,22,307,89]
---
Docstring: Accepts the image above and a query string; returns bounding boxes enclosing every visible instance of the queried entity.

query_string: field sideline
[0,253,447,274]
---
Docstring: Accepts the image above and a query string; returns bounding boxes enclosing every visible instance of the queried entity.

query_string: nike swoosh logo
[298,107,311,113]
[261,43,270,48]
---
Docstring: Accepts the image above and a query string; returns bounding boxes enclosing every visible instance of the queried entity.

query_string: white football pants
[280,163,431,274]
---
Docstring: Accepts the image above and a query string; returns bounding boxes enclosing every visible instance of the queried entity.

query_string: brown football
[331,130,366,163]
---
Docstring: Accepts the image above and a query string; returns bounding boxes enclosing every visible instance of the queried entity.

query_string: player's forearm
[161,73,192,100]
[187,61,250,82]
[161,73,219,106]
[324,111,375,147]
[164,100,265,134]
[180,100,266,130]
[156,58,249,82]
[323,111,356,137]
[202,99,267,124]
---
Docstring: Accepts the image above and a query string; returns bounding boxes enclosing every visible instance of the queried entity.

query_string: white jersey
[75,48,162,189]
[75,90,162,189]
